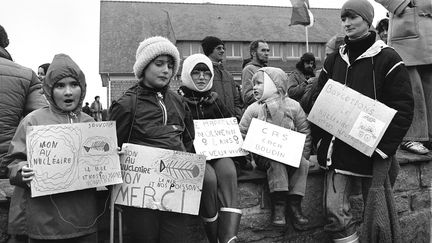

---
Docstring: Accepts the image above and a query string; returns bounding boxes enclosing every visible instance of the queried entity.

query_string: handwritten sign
[193,118,248,160]
[27,121,122,197]
[113,143,206,215]
[308,80,397,156]
[241,118,306,168]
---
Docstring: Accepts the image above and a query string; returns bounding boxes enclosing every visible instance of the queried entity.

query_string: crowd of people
[0,0,430,242]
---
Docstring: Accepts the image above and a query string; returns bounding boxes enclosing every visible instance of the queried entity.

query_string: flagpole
[305,26,309,52]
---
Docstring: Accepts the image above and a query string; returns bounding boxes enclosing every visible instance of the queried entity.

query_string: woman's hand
[21,165,35,187]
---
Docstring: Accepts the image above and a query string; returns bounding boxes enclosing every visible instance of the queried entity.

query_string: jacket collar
[340,39,389,65]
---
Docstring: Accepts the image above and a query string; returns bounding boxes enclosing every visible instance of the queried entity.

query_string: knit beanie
[300,52,315,63]
[133,36,180,79]
[181,53,214,92]
[201,36,224,56]
[341,0,374,26]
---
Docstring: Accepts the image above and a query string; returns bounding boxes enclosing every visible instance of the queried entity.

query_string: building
[99,1,343,105]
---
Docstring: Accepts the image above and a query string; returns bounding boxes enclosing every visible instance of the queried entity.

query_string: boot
[202,213,218,243]
[333,232,359,243]
[287,195,309,230]
[270,192,286,227]
[218,207,242,243]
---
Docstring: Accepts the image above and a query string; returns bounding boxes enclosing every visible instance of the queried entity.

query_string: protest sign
[113,143,206,215]
[193,117,248,160]
[308,79,396,156]
[242,118,306,168]
[27,121,122,197]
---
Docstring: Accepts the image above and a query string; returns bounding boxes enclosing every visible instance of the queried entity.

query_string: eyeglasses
[191,70,212,79]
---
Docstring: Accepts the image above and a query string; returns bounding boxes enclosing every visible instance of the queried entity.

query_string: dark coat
[312,39,413,175]
[109,83,194,152]
[180,87,232,120]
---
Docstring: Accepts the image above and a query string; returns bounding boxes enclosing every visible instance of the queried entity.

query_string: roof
[100,1,343,74]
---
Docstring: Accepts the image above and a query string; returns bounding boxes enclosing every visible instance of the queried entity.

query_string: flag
[289,0,314,27]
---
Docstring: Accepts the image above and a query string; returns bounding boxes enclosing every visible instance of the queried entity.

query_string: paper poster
[27,121,123,197]
[193,117,248,160]
[113,143,206,215]
[241,118,306,168]
[308,80,396,156]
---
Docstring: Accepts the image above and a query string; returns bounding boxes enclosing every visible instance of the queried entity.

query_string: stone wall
[0,150,430,243]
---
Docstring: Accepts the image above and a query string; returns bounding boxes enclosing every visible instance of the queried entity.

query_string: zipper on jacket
[199,103,205,118]
[156,92,167,125]
[69,112,77,124]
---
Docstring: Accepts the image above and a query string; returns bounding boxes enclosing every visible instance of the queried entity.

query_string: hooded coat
[180,53,232,120]
[239,67,311,159]
[5,54,98,239]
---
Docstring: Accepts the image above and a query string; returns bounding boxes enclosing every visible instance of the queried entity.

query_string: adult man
[82,102,91,116]
[90,96,103,121]
[0,24,47,243]
[201,36,243,120]
[287,52,316,102]
[311,1,413,242]
[241,40,270,108]
[375,0,432,155]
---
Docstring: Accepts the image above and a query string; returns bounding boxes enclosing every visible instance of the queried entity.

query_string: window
[180,42,202,57]
[225,42,242,58]
[268,43,281,58]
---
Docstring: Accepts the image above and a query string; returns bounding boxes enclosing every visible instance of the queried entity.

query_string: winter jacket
[180,87,232,120]
[211,62,243,120]
[287,68,312,101]
[109,83,194,153]
[241,61,264,107]
[5,54,98,239]
[239,67,311,160]
[375,0,432,66]
[0,50,47,166]
[312,33,413,176]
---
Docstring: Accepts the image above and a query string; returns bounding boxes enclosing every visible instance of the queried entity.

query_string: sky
[1,0,387,107]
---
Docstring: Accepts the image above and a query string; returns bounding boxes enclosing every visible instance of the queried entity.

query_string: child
[6,54,98,242]
[239,67,311,229]
[108,36,194,242]
[179,53,241,243]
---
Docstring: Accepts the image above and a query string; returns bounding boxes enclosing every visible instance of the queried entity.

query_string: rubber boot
[270,192,286,227]
[202,213,218,243]
[218,207,242,243]
[333,232,359,243]
[287,195,309,230]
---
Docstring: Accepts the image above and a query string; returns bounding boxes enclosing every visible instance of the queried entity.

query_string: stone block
[411,189,432,211]
[394,164,420,192]
[0,179,14,202]
[238,182,262,209]
[420,161,432,187]
[399,210,431,243]
[394,192,410,214]
[303,174,326,228]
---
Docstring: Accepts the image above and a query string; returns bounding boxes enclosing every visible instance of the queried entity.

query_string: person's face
[208,44,225,62]
[252,72,264,100]
[142,55,174,89]
[38,67,46,81]
[342,13,369,40]
[191,65,212,91]
[53,78,82,112]
[303,61,315,73]
[254,42,270,64]
[378,29,388,44]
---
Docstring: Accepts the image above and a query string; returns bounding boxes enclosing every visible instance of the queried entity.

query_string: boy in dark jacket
[109,36,194,243]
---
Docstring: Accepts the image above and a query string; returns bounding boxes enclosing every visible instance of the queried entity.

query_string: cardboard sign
[27,121,122,197]
[113,143,206,215]
[193,117,248,160]
[308,79,397,156]
[242,118,306,168]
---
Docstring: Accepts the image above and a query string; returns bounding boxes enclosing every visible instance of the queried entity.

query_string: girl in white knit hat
[179,53,242,243]
[109,36,194,242]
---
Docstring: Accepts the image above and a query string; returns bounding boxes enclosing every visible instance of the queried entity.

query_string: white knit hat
[133,36,180,79]
[181,53,214,92]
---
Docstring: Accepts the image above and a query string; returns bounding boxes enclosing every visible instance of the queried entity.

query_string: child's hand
[21,165,34,187]
[117,147,124,156]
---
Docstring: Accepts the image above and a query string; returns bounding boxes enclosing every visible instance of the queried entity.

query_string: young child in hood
[179,53,241,243]
[109,36,194,242]
[5,54,98,242]
[239,67,311,229]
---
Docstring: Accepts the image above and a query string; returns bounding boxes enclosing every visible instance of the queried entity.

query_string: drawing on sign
[27,121,123,197]
[159,159,200,180]
[349,111,385,147]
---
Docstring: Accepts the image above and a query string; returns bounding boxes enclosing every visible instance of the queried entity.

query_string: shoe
[271,202,287,226]
[400,141,429,155]
[287,195,309,230]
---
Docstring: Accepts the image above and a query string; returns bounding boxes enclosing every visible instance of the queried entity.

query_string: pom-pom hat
[133,36,180,79]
